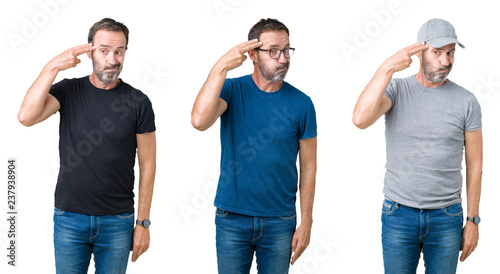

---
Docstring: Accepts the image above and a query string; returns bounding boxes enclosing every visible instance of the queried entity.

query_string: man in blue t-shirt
[192,18,317,273]
[18,18,156,273]
[353,19,482,273]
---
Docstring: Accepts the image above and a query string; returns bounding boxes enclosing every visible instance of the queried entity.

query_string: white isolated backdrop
[1,0,499,273]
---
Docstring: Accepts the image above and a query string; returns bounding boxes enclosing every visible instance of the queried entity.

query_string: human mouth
[105,65,120,71]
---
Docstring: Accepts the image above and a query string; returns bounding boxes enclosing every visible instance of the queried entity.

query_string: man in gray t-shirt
[353,18,482,274]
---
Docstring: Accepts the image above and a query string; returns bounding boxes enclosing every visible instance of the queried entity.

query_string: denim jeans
[53,208,134,274]
[215,208,296,274]
[381,199,463,274]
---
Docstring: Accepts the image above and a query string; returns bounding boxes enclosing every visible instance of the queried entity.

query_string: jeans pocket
[382,199,398,215]
[115,212,134,220]
[279,213,296,221]
[442,203,463,217]
[54,207,66,216]
[215,208,228,218]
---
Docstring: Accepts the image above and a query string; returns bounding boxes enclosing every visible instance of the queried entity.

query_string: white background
[1,0,499,273]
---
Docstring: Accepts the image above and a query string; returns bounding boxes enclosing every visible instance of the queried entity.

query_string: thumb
[291,237,297,252]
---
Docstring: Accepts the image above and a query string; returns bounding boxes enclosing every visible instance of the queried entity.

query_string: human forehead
[426,43,456,52]
[93,30,126,49]
[258,30,290,48]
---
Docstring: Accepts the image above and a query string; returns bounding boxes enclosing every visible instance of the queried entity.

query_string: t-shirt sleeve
[464,93,482,132]
[299,99,317,140]
[219,78,233,106]
[384,78,398,105]
[136,95,156,134]
[49,79,70,110]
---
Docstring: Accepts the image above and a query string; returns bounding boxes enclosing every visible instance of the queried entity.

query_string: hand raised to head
[216,39,262,71]
[382,42,429,73]
[48,43,96,72]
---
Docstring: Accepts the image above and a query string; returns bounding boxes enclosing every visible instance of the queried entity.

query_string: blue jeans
[381,199,463,274]
[215,208,296,274]
[53,208,134,274]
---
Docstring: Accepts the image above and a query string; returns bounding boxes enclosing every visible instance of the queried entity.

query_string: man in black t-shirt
[18,18,156,273]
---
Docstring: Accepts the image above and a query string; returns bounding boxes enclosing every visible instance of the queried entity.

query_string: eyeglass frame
[255,47,295,59]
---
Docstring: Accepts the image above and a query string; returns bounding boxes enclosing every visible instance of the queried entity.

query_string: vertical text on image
[6,159,18,266]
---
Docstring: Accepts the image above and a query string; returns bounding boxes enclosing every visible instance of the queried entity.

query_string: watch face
[474,216,481,224]
[143,219,151,228]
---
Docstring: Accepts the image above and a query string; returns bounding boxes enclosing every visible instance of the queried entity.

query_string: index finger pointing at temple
[406,42,429,56]
[72,43,96,55]
[238,39,263,53]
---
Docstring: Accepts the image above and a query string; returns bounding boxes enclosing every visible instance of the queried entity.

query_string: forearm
[137,168,155,220]
[465,167,482,217]
[18,64,58,125]
[299,169,316,225]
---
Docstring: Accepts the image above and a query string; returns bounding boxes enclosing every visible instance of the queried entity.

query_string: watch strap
[136,219,151,228]
[466,216,480,225]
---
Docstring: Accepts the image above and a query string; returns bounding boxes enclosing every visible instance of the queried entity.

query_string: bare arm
[191,39,262,131]
[460,129,482,262]
[352,42,428,129]
[291,137,317,265]
[18,44,95,126]
[131,132,157,262]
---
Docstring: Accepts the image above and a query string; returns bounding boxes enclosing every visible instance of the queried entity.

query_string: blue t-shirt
[215,74,317,216]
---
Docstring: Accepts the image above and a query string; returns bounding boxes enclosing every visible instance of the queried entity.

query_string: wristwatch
[136,219,151,228]
[466,216,481,225]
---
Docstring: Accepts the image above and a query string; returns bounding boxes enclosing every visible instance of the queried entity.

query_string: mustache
[438,64,452,71]
[277,63,289,70]
[105,63,120,70]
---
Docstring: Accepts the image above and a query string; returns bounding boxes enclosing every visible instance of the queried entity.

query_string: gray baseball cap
[417,18,464,48]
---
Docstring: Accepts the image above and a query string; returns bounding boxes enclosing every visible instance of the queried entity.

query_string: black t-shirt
[49,76,155,215]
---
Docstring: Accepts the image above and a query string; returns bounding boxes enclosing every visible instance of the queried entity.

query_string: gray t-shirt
[384,75,482,209]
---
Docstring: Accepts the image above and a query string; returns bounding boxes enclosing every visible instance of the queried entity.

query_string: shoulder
[54,76,87,88]
[282,81,313,103]
[445,80,480,104]
[445,80,473,96]
[389,76,413,89]
[224,74,252,88]
[119,80,150,100]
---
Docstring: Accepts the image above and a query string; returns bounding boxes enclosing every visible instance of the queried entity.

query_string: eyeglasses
[255,48,295,59]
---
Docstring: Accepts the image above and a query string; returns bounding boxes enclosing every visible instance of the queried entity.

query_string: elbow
[191,115,209,131]
[352,113,369,129]
[17,112,35,127]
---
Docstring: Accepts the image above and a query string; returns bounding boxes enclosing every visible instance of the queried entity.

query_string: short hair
[248,18,289,41]
[88,18,129,48]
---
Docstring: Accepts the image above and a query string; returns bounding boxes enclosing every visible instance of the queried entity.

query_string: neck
[89,73,120,90]
[251,69,283,93]
[415,69,448,88]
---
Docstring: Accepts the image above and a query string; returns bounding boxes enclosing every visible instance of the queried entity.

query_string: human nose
[440,54,450,67]
[277,51,288,63]
[106,52,117,65]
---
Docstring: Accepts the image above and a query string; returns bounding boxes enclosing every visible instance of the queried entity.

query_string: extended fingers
[405,42,429,56]
[72,43,96,56]
[237,39,262,53]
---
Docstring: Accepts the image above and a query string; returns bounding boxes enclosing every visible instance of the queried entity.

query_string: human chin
[96,65,121,84]
[426,67,450,84]
[99,71,119,84]
[259,64,288,82]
